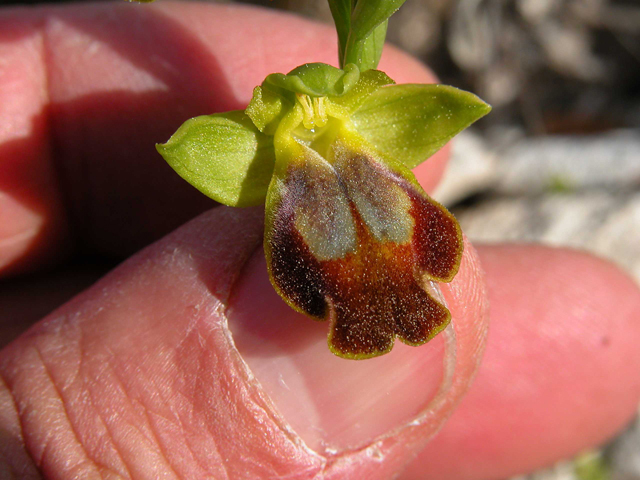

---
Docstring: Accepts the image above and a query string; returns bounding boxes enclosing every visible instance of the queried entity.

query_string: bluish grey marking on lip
[332,142,413,245]
[292,146,357,261]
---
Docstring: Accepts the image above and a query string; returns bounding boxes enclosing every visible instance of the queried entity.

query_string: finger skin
[3,2,637,479]
[0,263,110,349]
[0,12,69,276]
[1,202,638,479]
[0,208,269,478]
[0,206,488,479]
[0,1,447,277]
[227,236,488,470]
[401,245,640,479]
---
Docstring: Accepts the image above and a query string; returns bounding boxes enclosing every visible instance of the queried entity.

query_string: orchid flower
[156,0,490,359]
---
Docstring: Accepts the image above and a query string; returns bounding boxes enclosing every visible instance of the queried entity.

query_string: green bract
[329,0,405,70]
[158,63,490,209]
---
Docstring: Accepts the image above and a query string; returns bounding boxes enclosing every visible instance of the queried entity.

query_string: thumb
[0,206,488,479]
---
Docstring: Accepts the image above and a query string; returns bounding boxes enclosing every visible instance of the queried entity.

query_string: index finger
[0,1,447,277]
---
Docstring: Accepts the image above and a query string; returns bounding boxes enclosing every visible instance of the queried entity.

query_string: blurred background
[1,0,638,478]
[240,0,640,135]
[230,1,640,479]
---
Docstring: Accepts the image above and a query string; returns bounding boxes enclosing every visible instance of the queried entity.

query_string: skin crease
[0,2,639,479]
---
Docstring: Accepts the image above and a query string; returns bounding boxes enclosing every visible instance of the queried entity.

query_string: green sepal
[351,84,491,169]
[266,63,360,98]
[156,111,275,207]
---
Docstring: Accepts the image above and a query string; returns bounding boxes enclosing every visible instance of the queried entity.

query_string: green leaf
[355,20,388,72]
[343,0,406,69]
[156,111,275,207]
[574,452,610,480]
[351,84,491,169]
[351,0,405,40]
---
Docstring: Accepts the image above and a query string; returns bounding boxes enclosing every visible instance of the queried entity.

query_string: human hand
[1,2,639,479]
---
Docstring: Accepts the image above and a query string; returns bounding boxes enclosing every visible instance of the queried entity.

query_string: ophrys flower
[157,62,489,358]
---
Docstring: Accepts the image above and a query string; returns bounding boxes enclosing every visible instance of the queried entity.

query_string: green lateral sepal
[351,83,491,169]
[157,111,275,207]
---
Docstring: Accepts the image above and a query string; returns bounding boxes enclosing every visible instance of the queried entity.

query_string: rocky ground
[438,128,640,283]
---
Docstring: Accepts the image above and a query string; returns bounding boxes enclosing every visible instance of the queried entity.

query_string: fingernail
[227,248,453,454]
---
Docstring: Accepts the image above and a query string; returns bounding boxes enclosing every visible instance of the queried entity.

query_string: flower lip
[264,138,463,359]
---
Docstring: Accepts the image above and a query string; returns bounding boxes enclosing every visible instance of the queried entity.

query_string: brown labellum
[264,141,463,359]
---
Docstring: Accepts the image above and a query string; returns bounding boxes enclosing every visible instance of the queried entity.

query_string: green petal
[331,68,394,113]
[245,86,290,135]
[351,84,491,169]
[156,111,275,207]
